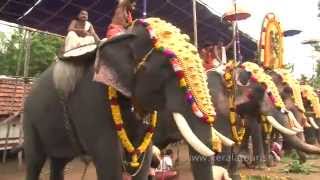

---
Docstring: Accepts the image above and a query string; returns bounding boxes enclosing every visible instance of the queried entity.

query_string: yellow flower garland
[224,62,246,145]
[261,115,273,134]
[242,62,286,110]
[273,69,305,112]
[229,93,246,145]
[108,87,157,168]
[301,85,320,118]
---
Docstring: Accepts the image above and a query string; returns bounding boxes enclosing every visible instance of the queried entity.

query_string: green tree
[0,29,63,77]
[311,60,320,88]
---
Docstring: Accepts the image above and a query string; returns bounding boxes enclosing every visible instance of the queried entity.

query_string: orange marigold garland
[108,87,157,168]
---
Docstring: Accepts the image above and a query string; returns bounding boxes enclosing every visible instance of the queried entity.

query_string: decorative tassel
[211,126,222,153]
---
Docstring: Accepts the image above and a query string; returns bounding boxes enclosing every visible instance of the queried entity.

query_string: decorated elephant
[23,18,223,180]
[301,85,320,145]
[154,62,320,180]
[267,69,309,163]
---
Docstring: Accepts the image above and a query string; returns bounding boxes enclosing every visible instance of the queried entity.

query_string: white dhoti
[64,31,95,52]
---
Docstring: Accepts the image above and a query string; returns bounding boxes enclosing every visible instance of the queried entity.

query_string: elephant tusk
[172,113,215,157]
[211,127,235,147]
[266,116,297,136]
[309,117,320,130]
[291,127,304,133]
[287,111,304,131]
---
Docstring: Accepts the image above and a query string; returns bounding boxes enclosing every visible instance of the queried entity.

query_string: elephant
[267,70,309,163]
[23,18,220,180]
[301,86,320,145]
[153,62,320,180]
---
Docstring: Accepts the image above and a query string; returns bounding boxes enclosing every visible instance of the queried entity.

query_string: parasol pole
[192,0,198,48]
[233,0,237,62]
[143,0,147,18]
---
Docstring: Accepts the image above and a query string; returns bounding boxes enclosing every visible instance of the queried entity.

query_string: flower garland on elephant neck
[135,18,215,125]
[273,69,305,113]
[223,62,245,145]
[228,95,246,145]
[108,87,157,168]
[240,62,286,112]
[301,85,320,118]
[261,115,273,135]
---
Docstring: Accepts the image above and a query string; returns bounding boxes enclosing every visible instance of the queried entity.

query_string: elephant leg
[228,152,241,180]
[296,132,307,163]
[305,127,317,145]
[24,122,46,180]
[25,152,46,180]
[131,146,153,180]
[263,135,274,167]
[249,120,265,169]
[91,136,122,180]
[49,157,72,180]
[188,145,214,180]
[316,129,320,144]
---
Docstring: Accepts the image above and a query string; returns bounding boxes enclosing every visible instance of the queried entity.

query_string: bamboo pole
[192,0,198,48]
[18,114,24,168]
[23,30,32,78]
[16,29,27,76]
[2,123,11,164]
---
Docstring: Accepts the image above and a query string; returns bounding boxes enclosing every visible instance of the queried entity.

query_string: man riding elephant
[106,0,136,38]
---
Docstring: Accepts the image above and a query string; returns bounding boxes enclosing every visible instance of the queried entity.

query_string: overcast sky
[201,0,320,78]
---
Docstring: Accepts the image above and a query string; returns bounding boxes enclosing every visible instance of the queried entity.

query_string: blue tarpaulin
[0,0,257,59]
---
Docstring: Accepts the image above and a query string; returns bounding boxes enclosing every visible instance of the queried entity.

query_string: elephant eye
[236,71,251,86]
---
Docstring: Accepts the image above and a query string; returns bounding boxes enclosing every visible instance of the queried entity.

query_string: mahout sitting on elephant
[23,18,224,180]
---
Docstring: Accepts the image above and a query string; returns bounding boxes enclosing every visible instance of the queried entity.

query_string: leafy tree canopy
[0,29,63,77]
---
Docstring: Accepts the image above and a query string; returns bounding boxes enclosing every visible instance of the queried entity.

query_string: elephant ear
[93,33,136,97]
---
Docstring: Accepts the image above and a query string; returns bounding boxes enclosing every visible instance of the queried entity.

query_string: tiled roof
[0,77,32,116]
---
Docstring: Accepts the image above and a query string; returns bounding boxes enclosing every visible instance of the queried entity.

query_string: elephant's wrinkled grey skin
[215,66,320,176]
[154,69,286,179]
[302,97,320,145]
[153,66,320,180]
[23,22,214,180]
[267,70,308,163]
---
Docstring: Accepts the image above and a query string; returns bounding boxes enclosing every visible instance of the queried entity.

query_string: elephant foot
[298,152,307,164]
[230,174,241,180]
[299,156,307,164]
[266,160,277,167]
[248,160,266,170]
[266,155,276,167]
[256,163,267,170]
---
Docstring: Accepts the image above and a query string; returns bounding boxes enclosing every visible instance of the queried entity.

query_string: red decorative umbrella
[222,8,251,22]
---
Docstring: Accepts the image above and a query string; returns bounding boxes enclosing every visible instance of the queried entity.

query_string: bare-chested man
[213,37,235,65]
[106,0,136,38]
[64,9,100,52]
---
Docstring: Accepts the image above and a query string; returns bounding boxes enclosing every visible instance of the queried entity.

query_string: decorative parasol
[222,7,251,22]
[259,13,284,69]
[302,39,320,45]
[222,0,251,62]
[283,30,302,37]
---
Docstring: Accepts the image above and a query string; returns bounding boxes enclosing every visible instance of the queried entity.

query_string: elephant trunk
[283,134,320,154]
